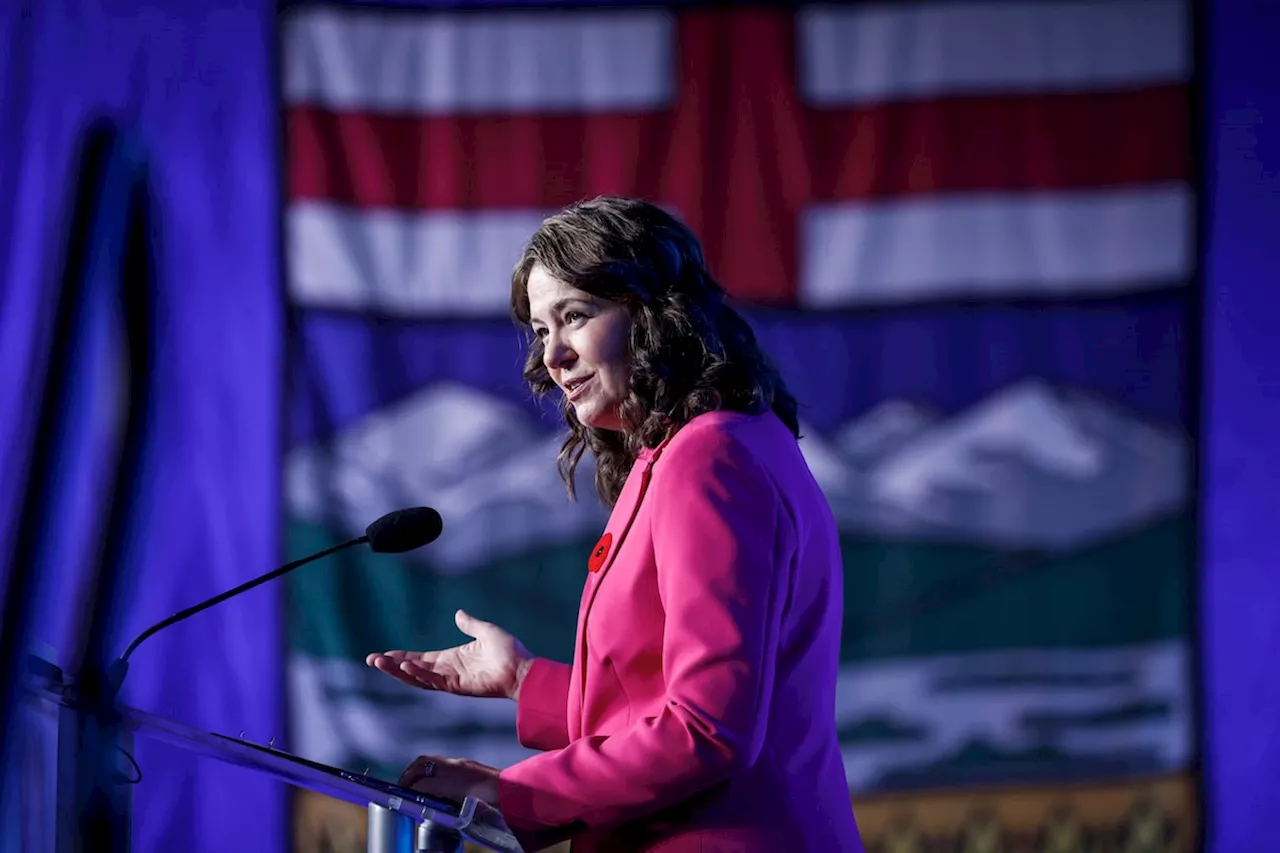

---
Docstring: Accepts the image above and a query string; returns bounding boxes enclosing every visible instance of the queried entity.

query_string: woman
[367,196,864,852]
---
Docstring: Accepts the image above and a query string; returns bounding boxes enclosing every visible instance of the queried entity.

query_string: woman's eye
[565,311,586,324]
[533,327,548,340]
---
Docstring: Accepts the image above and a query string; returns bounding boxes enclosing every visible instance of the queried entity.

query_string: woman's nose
[543,334,575,371]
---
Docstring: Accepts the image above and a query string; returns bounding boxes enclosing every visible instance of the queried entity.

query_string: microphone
[109,506,443,686]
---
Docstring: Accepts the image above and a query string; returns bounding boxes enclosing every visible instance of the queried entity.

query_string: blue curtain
[0,0,1277,850]
[0,3,284,851]
[1201,0,1280,846]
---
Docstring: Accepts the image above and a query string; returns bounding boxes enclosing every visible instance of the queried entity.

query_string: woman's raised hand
[366,609,534,701]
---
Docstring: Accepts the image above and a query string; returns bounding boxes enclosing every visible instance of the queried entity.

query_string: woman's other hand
[366,609,534,701]
[398,754,501,806]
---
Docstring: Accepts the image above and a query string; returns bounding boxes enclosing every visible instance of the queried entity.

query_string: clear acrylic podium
[14,655,523,853]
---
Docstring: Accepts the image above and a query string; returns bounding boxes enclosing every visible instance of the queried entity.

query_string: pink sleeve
[515,658,572,752]
[496,429,790,837]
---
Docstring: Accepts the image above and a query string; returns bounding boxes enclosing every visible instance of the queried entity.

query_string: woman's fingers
[367,648,466,693]
[367,651,406,670]
[369,659,423,689]
[368,651,437,673]
[366,655,443,691]
[369,655,409,676]
[372,649,429,664]
[399,660,451,690]
[369,654,455,691]
[398,755,433,788]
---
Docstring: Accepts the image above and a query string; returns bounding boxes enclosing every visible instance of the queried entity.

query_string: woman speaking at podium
[367,197,864,853]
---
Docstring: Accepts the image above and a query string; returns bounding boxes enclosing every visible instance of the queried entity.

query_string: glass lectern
[15,655,523,853]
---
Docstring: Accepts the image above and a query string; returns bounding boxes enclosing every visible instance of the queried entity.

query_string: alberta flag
[280,1,1198,849]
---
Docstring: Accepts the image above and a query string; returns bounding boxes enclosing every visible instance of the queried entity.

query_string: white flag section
[800,186,1193,307]
[286,185,1193,315]
[797,0,1189,104]
[286,204,548,317]
[283,7,675,114]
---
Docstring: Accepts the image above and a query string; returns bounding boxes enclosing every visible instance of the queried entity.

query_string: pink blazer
[497,411,864,853]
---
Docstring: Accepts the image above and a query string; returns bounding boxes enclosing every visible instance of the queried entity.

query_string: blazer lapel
[572,438,672,709]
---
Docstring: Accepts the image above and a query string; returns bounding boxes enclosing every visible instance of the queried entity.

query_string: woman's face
[526,264,632,432]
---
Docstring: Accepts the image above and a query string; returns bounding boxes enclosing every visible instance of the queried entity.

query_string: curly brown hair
[510,196,800,508]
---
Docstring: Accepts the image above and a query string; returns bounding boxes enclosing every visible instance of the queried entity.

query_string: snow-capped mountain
[797,427,946,539]
[287,378,1188,571]
[866,379,1186,549]
[835,399,939,467]
[287,383,607,573]
[797,421,858,498]
[794,379,1184,549]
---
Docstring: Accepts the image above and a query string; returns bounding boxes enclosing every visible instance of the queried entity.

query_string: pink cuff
[515,658,572,752]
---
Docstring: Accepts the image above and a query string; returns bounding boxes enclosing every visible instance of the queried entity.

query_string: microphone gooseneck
[116,535,366,667]
[113,507,444,680]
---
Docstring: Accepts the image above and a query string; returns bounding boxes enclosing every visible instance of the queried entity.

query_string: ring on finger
[423,760,436,778]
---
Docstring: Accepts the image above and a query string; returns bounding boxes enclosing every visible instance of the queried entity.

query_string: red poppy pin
[587,532,613,573]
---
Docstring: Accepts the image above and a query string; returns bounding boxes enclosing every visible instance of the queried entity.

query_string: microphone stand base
[367,804,413,853]
[417,819,464,853]
[367,804,463,853]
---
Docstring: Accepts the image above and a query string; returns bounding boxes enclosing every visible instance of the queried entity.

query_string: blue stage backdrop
[1200,0,1280,848]
[0,1,1276,852]
[0,4,284,852]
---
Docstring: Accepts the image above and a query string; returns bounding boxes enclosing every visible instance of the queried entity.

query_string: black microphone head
[365,507,444,554]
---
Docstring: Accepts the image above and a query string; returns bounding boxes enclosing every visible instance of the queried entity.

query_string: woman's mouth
[565,375,594,402]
